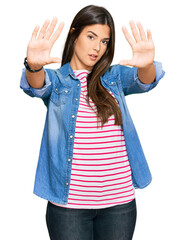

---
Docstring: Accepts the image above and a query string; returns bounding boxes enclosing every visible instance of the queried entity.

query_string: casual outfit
[20,61,164,239]
[50,69,135,209]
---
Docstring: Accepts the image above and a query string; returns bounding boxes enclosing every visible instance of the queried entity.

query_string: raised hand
[119,21,155,69]
[27,17,64,70]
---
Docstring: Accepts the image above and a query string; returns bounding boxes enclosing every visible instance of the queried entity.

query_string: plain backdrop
[1,0,185,239]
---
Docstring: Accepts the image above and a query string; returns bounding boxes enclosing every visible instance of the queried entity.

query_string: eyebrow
[87,31,110,40]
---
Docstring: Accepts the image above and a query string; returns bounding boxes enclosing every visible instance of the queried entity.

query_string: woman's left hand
[119,21,155,68]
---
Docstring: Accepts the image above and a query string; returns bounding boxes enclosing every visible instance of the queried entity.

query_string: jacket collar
[57,62,119,84]
[58,62,78,80]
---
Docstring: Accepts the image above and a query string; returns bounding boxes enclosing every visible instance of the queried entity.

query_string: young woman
[20,5,165,240]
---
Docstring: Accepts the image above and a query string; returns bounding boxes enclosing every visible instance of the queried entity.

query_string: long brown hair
[62,5,122,127]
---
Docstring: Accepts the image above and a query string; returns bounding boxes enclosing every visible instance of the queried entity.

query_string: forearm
[26,67,45,89]
[137,63,156,84]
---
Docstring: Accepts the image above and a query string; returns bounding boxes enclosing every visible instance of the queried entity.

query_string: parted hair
[62,5,122,127]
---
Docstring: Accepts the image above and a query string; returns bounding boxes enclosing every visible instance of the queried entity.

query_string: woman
[20,5,165,240]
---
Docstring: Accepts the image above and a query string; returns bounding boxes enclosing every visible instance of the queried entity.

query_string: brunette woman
[20,5,165,240]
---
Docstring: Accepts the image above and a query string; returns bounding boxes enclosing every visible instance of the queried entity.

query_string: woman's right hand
[26,17,64,70]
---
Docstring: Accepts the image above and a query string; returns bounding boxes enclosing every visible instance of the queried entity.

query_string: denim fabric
[20,62,165,204]
[46,199,137,240]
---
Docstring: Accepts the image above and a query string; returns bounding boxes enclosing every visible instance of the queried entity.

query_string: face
[70,24,110,71]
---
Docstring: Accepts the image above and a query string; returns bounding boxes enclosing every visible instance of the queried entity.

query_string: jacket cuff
[134,61,165,91]
[20,68,51,97]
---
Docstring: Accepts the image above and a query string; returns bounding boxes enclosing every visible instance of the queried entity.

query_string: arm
[26,68,45,89]
[25,18,64,89]
[119,61,165,96]
[20,68,52,98]
[137,63,156,84]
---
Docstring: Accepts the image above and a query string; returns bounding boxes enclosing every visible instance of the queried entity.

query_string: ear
[70,28,75,34]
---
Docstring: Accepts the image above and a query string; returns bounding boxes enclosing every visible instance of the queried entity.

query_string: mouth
[89,54,98,61]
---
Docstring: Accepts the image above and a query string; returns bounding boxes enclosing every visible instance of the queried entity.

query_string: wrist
[24,58,43,73]
[138,62,154,71]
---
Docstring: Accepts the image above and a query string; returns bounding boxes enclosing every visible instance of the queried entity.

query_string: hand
[26,17,64,69]
[119,21,155,68]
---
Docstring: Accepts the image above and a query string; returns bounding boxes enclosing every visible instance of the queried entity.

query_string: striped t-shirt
[52,70,135,209]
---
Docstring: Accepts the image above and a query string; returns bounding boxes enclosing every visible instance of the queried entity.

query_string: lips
[89,54,98,61]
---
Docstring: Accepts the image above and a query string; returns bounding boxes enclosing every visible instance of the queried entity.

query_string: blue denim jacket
[20,61,165,204]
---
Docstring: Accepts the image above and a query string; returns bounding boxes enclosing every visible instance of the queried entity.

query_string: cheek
[76,41,90,56]
[100,46,107,57]
[74,38,86,53]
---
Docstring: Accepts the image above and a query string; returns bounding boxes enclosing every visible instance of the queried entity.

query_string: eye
[102,40,109,45]
[88,35,94,40]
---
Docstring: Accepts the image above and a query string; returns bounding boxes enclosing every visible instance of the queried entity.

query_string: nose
[93,40,101,52]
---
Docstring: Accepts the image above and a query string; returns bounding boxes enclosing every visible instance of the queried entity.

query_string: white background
[1,0,185,239]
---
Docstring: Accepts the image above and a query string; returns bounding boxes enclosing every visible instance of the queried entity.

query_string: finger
[129,20,140,42]
[136,22,147,41]
[44,17,58,40]
[31,25,40,40]
[38,19,50,39]
[122,25,135,47]
[50,22,64,45]
[147,29,153,41]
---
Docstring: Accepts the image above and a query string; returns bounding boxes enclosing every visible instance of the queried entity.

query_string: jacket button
[65,90,68,93]
[75,98,78,101]
[68,158,71,162]
[77,84,80,87]
[66,182,69,186]
[72,115,75,118]
[111,82,114,85]
[70,135,73,138]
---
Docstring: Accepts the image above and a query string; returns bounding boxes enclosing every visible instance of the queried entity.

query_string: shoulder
[44,68,62,85]
[102,64,138,92]
[103,64,133,78]
[103,64,120,77]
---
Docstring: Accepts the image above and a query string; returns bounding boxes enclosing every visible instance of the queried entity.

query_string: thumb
[49,57,62,64]
[119,59,133,66]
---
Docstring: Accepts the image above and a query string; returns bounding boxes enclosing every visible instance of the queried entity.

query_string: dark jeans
[46,199,137,240]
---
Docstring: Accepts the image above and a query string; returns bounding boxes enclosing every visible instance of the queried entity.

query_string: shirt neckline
[73,69,91,74]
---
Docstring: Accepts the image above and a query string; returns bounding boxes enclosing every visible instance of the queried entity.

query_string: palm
[27,18,64,68]
[120,21,155,68]
[28,39,53,66]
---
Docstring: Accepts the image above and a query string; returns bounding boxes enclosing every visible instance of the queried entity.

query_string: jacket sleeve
[20,68,53,99]
[120,61,165,96]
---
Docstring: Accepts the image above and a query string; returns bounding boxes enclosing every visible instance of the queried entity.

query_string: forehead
[81,24,110,38]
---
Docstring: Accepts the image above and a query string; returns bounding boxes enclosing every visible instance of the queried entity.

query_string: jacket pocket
[50,85,72,106]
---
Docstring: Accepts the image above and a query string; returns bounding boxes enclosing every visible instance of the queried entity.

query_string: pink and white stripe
[53,70,135,209]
